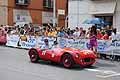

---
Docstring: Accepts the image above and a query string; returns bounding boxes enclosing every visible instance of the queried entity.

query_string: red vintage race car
[28,47,96,68]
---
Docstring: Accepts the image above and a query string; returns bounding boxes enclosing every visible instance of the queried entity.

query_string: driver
[40,39,50,50]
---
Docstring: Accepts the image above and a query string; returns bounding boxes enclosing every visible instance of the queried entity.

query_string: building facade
[0,0,68,27]
[68,0,120,31]
[0,0,8,25]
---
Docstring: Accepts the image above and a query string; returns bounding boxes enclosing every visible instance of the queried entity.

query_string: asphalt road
[0,46,120,80]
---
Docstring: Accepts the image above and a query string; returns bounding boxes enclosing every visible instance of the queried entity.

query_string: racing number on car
[42,51,46,55]
[51,54,55,58]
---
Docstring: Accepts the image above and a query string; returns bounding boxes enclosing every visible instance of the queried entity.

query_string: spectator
[101,29,105,37]
[79,27,83,35]
[48,28,57,37]
[89,25,97,54]
[73,27,80,38]
[52,28,57,37]
[111,28,120,42]
[102,31,109,40]
[86,27,91,39]
[29,27,34,35]
[66,28,71,35]
[105,25,112,37]
[44,27,49,36]
[20,27,25,35]
[97,29,103,39]
[48,29,53,37]
[0,25,5,31]
[57,29,65,37]
[80,30,86,39]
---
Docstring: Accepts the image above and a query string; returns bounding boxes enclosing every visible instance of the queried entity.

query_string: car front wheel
[29,49,39,63]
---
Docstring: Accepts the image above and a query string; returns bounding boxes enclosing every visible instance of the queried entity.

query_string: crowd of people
[1,23,120,58]
[1,24,119,40]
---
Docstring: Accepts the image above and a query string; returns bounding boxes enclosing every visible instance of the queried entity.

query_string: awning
[89,1,116,15]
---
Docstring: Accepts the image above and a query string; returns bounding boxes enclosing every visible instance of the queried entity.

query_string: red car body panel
[0,29,7,44]
[29,47,96,67]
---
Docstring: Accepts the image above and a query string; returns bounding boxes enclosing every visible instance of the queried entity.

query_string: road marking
[85,68,120,78]
[85,69,117,74]
[96,73,120,78]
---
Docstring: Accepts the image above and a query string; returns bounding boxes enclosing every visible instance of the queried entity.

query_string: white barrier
[6,35,19,47]
[6,35,56,49]
[6,35,120,55]
[20,36,36,49]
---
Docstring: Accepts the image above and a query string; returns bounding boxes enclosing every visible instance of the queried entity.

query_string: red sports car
[28,47,96,68]
[0,28,7,44]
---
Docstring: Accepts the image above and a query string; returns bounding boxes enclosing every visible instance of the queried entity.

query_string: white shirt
[73,31,80,37]
[52,45,59,49]
[112,32,120,40]
[41,44,50,50]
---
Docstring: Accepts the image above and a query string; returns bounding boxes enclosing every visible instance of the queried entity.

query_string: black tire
[29,49,39,63]
[62,54,74,68]
[51,61,57,65]
[85,64,93,68]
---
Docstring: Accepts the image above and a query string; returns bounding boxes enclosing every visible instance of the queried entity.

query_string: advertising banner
[20,36,36,49]
[6,35,19,47]
[6,35,120,55]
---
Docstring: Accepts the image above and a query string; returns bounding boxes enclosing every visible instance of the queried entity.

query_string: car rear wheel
[62,54,74,68]
[29,49,39,63]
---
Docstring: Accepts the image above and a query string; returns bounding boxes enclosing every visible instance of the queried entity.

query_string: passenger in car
[52,41,59,49]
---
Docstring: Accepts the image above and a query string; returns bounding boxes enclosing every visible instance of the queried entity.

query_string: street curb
[5,45,29,50]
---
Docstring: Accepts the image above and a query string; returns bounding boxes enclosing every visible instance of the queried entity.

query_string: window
[15,0,29,6]
[43,0,53,8]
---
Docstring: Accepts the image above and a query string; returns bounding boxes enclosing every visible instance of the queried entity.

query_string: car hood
[61,47,95,57]
[61,47,81,53]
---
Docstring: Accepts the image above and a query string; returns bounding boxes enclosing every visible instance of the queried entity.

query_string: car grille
[84,58,94,62]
